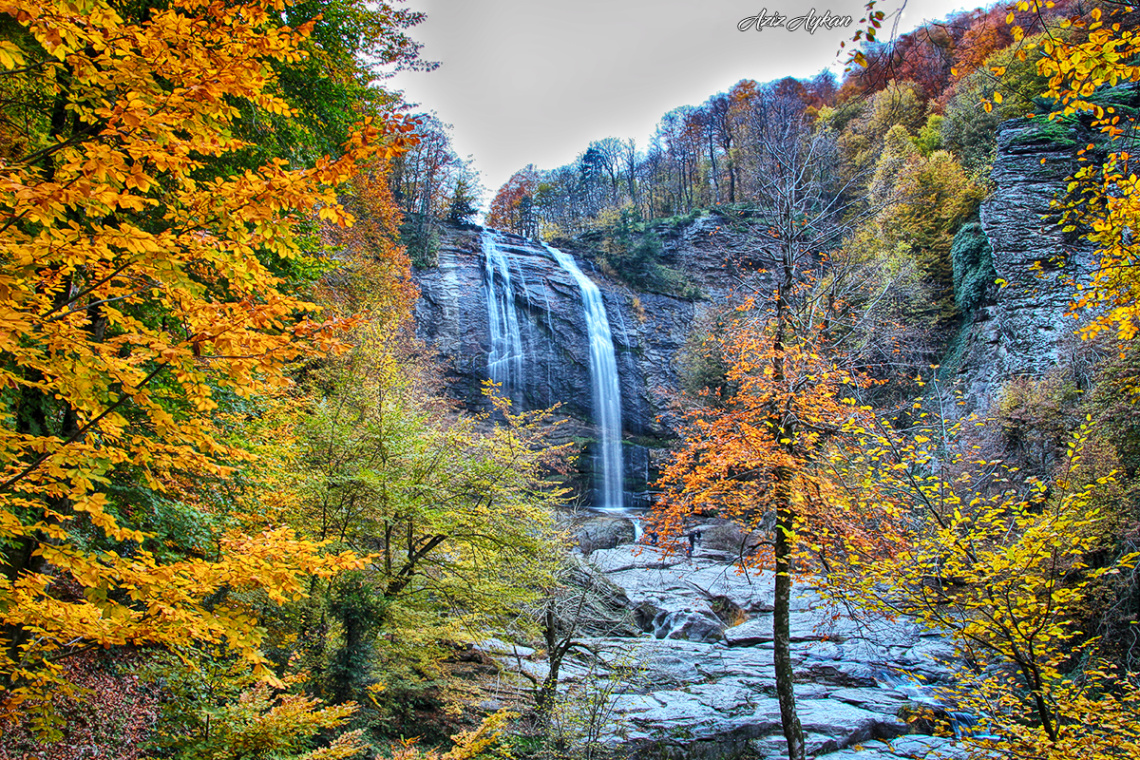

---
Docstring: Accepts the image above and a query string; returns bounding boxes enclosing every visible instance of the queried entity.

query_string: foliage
[401,213,443,268]
[448,177,480,225]
[941,29,1058,174]
[149,660,367,760]
[951,222,998,316]
[995,373,1082,477]
[654,315,901,563]
[592,208,697,298]
[653,305,903,760]
[1002,2,1140,342]
[389,113,478,254]
[0,0,416,732]
[677,311,729,401]
[287,331,565,727]
[237,0,428,165]
[320,161,418,324]
[814,227,935,384]
[841,405,1140,755]
[838,80,928,182]
[382,709,518,760]
[913,113,944,156]
[488,165,541,238]
[866,139,985,322]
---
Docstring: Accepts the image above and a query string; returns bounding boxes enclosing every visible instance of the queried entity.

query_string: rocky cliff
[478,524,965,760]
[413,227,700,505]
[412,122,1097,505]
[952,118,1098,403]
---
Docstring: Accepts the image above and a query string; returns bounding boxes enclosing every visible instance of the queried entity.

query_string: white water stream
[545,243,625,511]
[483,231,525,406]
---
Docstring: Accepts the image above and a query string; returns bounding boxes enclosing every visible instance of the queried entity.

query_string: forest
[1,1,1139,760]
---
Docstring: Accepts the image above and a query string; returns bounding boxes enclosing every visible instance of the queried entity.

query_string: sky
[385,0,983,208]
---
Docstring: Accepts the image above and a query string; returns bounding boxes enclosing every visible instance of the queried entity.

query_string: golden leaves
[0,0,416,718]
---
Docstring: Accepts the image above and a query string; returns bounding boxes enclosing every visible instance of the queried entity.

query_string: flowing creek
[481,525,971,760]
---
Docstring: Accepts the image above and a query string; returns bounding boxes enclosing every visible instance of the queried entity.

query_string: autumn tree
[837,398,1140,758]
[239,0,429,164]
[488,164,541,237]
[863,126,985,322]
[584,137,625,208]
[653,90,896,760]
[286,328,565,721]
[389,113,473,264]
[655,316,903,760]
[0,0,417,729]
[835,79,928,185]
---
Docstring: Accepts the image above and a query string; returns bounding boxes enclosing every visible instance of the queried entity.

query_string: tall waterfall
[483,231,525,406]
[545,244,624,510]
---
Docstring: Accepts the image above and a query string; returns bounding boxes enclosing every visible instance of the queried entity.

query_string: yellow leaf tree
[843,405,1140,758]
[0,0,416,724]
[1005,1,1140,339]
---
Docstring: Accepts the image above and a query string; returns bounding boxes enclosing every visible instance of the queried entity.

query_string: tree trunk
[773,489,805,760]
[771,235,805,760]
[536,600,564,727]
[1018,657,1059,742]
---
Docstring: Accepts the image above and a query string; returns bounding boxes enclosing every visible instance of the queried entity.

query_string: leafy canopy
[0,0,415,721]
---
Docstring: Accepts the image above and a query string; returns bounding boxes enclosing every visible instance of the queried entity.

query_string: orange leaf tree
[487,164,540,237]
[655,311,904,760]
[0,0,416,724]
[651,85,902,760]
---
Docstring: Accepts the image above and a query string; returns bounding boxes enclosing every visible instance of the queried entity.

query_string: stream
[483,517,972,759]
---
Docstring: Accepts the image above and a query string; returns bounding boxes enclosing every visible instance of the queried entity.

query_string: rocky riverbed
[482,517,970,759]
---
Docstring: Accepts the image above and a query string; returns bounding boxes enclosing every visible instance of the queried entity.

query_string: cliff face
[953,119,1097,403]
[413,226,699,504]
[412,122,1096,504]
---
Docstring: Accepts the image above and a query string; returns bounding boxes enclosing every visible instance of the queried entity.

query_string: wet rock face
[414,227,591,416]
[957,119,1098,403]
[412,226,698,502]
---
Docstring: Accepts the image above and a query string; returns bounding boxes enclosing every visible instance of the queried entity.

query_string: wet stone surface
[486,535,968,759]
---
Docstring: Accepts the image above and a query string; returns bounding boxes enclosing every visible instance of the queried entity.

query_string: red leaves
[0,652,159,758]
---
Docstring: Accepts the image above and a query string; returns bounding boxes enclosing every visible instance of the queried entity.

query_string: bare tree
[518,555,637,728]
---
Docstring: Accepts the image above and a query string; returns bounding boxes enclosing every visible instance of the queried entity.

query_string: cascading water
[483,231,525,406]
[873,669,983,739]
[544,243,624,510]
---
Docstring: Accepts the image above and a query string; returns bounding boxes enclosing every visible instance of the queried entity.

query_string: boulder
[573,516,636,554]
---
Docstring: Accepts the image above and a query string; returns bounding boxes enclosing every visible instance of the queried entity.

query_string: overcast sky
[385,0,982,207]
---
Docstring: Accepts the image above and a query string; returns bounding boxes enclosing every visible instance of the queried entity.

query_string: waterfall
[545,244,624,510]
[483,231,525,406]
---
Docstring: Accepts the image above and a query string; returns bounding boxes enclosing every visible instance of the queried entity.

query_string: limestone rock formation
[954,119,1098,403]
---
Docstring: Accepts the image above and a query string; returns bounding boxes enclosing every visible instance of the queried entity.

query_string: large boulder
[573,516,636,555]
